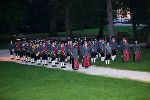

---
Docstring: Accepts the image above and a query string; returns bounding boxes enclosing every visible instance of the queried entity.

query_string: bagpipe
[57,50,66,56]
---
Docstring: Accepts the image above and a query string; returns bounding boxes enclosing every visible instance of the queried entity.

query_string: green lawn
[0,62,150,100]
[0,42,9,50]
[25,26,134,37]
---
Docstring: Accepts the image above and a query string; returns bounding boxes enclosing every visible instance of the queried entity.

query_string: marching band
[8,36,141,70]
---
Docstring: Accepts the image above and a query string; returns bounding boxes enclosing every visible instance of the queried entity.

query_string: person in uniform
[41,42,48,66]
[35,43,41,65]
[19,41,23,61]
[68,40,73,64]
[105,42,112,65]
[39,41,43,62]
[64,41,69,63]
[24,41,29,63]
[51,41,57,67]
[22,41,26,62]
[122,39,130,62]
[72,41,79,70]
[59,42,66,68]
[97,39,102,58]
[30,44,36,64]
[9,40,15,60]
[66,40,71,61]
[100,39,106,62]
[91,39,97,63]
[133,40,141,62]
[46,39,52,63]
[120,37,126,57]
[55,41,60,64]
[28,42,33,62]
[82,41,91,68]
[110,37,118,61]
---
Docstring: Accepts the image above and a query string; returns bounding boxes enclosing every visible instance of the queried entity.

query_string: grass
[0,62,150,100]
[0,34,14,39]
[0,42,9,50]
[25,26,134,37]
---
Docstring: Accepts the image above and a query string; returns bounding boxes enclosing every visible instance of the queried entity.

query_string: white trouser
[105,60,110,64]
[52,61,55,65]
[101,57,105,62]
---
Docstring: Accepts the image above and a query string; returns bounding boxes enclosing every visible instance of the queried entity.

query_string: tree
[65,0,72,38]
[48,1,57,36]
[146,0,150,48]
[106,0,114,39]
[0,0,26,34]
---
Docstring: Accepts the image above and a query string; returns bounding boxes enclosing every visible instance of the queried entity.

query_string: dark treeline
[0,0,150,47]
[0,0,107,37]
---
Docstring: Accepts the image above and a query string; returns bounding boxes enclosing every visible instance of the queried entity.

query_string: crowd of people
[8,36,141,70]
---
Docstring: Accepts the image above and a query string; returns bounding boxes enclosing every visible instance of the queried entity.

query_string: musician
[110,37,118,61]
[22,42,26,62]
[28,42,33,62]
[55,40,60,64]
[133,40,141,62]
[15,39,20,60]
[120,37,126,57]
[122,39,130,62]
[9,40,15,60]
[35,43,41,65]
[30,45,36,64]
[97,39,102,58]
[66,40,71,61]
[24,41,30,63]
[39,41,43,61]
[46,39,52,63]
[91,39,97,63]
[79,39,83,57]
[68,40,74,64]
[41,42,48,66]
[51,41,57,67]
[64,42,69,62]
[72,41,79,70]
[19,41,23,61]
[105,42,112,65]
[59,42,66,68]
[82,41,91,68]
[100,39,106,62]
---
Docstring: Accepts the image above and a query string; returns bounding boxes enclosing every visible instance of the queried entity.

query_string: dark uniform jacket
[82,46,91,56]
[133,44,140,52]
[110,40,117,50]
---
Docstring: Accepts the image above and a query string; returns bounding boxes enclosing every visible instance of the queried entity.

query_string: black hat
[111,36,115,39]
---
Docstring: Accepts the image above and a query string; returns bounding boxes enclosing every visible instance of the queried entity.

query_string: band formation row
[8,37,141,70]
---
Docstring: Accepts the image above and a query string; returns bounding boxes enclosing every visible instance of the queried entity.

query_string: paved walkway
[0,49,150,83]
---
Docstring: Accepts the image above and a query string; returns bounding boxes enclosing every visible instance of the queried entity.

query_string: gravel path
[0,49,150,83]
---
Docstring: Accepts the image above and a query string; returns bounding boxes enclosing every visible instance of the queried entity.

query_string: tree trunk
[147,0,150,48]
[65,0,72,38]
[132,16,137,40]
[129,0,137,40]
[106,0,114,40]
[97,17,105,39]
[49,6,57,36]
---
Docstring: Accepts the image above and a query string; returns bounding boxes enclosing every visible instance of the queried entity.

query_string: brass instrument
[16,43,20,51]
[16,38,20,51]
[57,50,61,55]
[27,47,30,53]
[22,44,25,51]
[36,52,40,56]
